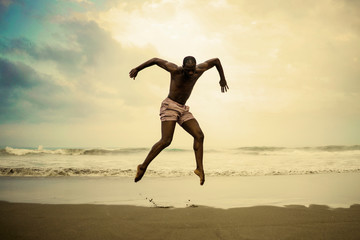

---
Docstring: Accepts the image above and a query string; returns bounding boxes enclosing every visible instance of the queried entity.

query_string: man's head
[182,56,196,76]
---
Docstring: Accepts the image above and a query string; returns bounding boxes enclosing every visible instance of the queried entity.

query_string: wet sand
[0,201,359,240]
[1,174,360,208]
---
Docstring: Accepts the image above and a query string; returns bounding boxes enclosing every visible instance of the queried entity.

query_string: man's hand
[129,68,138,80]
[219,79,229,93]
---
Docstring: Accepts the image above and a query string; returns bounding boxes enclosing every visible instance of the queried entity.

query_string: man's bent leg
[181,119,205,185]
[135,121,176,182]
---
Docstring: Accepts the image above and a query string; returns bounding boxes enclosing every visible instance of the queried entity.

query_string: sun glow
[93,1,225,60]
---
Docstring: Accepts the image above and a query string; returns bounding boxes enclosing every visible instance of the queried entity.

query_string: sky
[0,0,359,148]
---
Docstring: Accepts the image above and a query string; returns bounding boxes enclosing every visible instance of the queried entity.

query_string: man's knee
[195,131,204,143]
[160,137,172,148]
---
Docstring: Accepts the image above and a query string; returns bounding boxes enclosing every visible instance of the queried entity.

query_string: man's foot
[135,164,146,182]
[194,169,205,185]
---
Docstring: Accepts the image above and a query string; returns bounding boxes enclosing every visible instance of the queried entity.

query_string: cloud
[0,58,62,123]
[1,21,121,75]
[0,16,163,127]
[0,0,23,15]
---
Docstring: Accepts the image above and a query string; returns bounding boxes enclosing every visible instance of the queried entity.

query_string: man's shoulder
[171,66,183,74]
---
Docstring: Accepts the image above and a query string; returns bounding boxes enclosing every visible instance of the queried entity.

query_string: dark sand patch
[0,201,359,240]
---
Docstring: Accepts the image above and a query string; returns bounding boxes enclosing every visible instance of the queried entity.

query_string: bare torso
[129,57,228,105]
[168,67,204,105]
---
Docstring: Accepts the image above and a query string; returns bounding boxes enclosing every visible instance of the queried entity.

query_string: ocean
[1,145,360,177]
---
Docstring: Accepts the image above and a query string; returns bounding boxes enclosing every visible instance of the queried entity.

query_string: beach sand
[1,173,360,239]
[0,201,360,240]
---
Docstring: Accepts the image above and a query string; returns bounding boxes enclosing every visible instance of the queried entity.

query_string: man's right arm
[129,58,178,80]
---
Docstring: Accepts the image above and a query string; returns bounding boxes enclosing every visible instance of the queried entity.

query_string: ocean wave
[237,147,286,151]
[0,167,137,177]
[1,167,359,177]
[301,145,360,152]
[0,147,150,156]
[2,145,360,156]
[236,145,360,153]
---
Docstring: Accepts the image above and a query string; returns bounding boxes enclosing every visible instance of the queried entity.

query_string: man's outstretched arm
[129,58,178,80]
[197,58,229,92]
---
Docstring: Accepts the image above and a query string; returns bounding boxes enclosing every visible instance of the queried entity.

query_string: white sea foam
[0,167,359,177]
[1,145,359,177]
[1,146,150,156]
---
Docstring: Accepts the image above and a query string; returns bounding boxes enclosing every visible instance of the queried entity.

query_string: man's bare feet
[135,164,146,182]
[194,169,205,185]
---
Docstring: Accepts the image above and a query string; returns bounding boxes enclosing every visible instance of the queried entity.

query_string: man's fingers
[220,85,229,93]
[219,80,229,93]
[221,85,229,92]
[129,69,138,79]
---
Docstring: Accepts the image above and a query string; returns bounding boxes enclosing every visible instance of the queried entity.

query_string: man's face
[183,62,196,76]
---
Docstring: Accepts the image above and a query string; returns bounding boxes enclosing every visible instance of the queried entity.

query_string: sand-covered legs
[135,121,176,182]
[181,119,205,185]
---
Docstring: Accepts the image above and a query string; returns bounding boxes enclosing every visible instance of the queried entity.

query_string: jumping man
[129,56,229,185]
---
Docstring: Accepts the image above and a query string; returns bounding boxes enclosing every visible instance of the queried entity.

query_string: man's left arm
[198,58,229,93]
